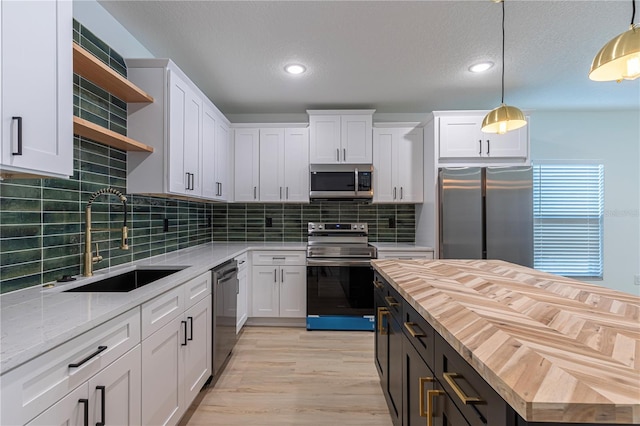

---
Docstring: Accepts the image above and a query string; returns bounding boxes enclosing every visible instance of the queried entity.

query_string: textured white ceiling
[98,0,640,116]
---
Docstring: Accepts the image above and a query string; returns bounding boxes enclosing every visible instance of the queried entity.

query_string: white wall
[529,110,640,295]
[73,0,153,58]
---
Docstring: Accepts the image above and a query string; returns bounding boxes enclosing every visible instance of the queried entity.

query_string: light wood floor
[183,326,393,425]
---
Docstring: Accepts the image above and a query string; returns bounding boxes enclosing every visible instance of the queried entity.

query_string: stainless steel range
[306,222,376,331]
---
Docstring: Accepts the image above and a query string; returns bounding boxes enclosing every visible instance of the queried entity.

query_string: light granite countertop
[0,242,306,375]
[372,258,640,424]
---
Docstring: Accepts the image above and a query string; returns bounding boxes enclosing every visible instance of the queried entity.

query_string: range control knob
[360,224,365,230]
[318,225,324,229]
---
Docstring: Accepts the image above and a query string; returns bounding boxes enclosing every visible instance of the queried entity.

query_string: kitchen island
[372,258,640,425]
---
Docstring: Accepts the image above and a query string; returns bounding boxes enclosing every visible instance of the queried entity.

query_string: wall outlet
[635,274,640,286]
[265,217,273,227]
[163,218,169,232]
[388,217,396,229]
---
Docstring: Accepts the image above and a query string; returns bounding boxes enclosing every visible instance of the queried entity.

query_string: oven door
[306,259,375,331]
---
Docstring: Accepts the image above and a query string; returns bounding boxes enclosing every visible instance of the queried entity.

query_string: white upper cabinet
[234,128,260,202]
[308,110,374,164]
[437,111,529,163]
[282,128,310,202]
[373,125,423,203]
[168,71,202,196]
[126,59,230,201]
[0,0,73,178]
[203,106,229,201]
[234,125,309,203]
[259,128,285,201]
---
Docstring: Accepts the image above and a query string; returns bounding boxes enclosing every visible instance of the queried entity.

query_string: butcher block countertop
[371,259,640,424]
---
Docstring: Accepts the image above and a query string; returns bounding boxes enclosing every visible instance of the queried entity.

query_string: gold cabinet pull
[443,372,483,404]
[404,322,426,338]
[384,296,400,307]
[418,377,435,417]
[372,280,384,290]
[426,389,444,426]
[377,307,389,335]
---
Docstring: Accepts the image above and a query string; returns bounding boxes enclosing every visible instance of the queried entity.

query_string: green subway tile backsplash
[0,21,416,294]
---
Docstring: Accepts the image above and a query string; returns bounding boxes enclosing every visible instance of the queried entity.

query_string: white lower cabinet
[251,251,306,318]
[1,308,141,425]
[236,252,249,333]
[141,271,212,426]
[25,346,141,426]
[87,346,141,426]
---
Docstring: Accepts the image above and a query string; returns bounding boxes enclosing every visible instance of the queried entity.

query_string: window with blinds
[533,164,604,278]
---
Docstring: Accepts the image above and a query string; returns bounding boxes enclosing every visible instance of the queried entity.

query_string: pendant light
[589,0,640,82]
[481,0,527,135]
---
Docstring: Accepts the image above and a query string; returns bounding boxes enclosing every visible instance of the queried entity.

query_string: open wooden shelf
[73,43,154,103]
[74,116,154,153]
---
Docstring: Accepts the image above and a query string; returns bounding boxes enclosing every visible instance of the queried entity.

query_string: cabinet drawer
[184,271,211,310]
[402,301,436,370]
[142,285,185,340]
[435,333,508,426]
[1,308,140,425]
[252,250,306,266]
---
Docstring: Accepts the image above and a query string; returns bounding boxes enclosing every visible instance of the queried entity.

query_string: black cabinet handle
[96,385,106,426]
[12,116,22,155]
[187,316,194,341]
[68,346,107,368]
[478,139,482,156]
[181,320,188,346]
[78,398,89,426]
[486,139,490,155]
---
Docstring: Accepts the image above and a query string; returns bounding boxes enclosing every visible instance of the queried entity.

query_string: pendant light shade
[589,23,640,82]
[481,103,527,134]
[481,0,527,134]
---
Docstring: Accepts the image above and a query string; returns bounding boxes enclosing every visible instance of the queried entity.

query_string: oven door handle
[307,259,372,267]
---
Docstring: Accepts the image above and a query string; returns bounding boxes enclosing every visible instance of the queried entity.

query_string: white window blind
[533,164,604,278]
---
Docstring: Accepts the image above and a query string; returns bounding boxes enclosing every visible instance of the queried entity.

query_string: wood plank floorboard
[183,326,393,425]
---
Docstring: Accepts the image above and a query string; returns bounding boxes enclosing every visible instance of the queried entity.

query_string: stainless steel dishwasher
[212,260,239,376]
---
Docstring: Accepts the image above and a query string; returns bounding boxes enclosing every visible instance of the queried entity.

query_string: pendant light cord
[501,0,505,104]
[632,0,636,26]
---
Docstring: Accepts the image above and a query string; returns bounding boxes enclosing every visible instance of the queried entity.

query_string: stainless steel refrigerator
[439,167,533,267]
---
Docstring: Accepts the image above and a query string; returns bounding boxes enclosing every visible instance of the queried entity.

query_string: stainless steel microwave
[309,164,373,202]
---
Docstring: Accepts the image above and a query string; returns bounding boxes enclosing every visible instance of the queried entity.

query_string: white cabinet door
[373,129,395,203]
[215,120,230,200]
[237,264,248,332]
[342,114,373,163]
[373,127,423,203]
[283,128,309,202]
[25,384,89,426]
[438,115,483,159]
[279,265,307,318]
[251,266,279,317]
[259,128,285,201]
[183,297,211,407]
[234,128,260,202]
[309,115,341,164]
[201,104,218,199]
[486,126,528,158]
[88,346,141,426]
[168,71,202,196]
[396,127,423,203]
[141,315,184,426]
[0,0,72,178]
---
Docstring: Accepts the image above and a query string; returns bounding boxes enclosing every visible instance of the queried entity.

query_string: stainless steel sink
[64,268,185,292]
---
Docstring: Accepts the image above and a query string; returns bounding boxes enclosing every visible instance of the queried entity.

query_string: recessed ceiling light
[285,64,306,75]
[469,62,494,73]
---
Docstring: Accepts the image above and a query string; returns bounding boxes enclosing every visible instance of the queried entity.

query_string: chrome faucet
[84,188,129,277]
